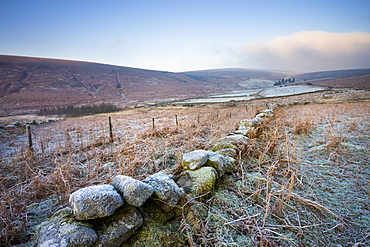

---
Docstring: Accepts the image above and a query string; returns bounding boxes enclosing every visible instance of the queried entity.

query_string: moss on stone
[121,221,187,247]
[177,167,218,196]
[211,142,238,152]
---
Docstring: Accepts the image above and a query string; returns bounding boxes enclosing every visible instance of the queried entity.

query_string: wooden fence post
[175,115,178,127]
[152,118,155,129]
[197,113,200,124]
[26,125,33,151]
[108,116,113,143]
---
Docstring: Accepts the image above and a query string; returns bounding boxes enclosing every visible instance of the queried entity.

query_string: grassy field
[0,89,369,246]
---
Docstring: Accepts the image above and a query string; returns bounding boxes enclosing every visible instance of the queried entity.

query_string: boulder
[176,167,218,196]
[121,222,187,247]
[35,207,97,247]
[205,153,232,177]
[182,150,210,170]
[221,134,249,143]
[215,148,237,158]
[112,175,154,207]
[69,184,123,220]
[92,206,143,247]
[235,126,253,136]
[143,172,184,211]
[211,141,238,152]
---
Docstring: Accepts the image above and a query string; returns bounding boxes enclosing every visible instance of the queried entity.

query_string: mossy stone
[177,167,218,196]
[34,207,97,247]
[121,221,187,247]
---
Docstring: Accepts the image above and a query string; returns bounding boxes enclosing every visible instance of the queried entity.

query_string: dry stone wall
[34,104,276,247]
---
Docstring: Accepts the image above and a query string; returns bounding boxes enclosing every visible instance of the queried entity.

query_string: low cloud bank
[239,31,370,71]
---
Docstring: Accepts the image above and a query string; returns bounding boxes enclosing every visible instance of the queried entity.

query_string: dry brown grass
[0,105,254,245]
[0,99,369,246]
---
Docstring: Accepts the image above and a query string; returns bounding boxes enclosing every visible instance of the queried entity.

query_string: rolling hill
[0,55,369,116]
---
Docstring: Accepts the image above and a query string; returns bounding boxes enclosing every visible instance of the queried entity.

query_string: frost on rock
[205,152,234,177]
[35,207,97,247]
[69,184,123,220]
[112,175,154,207]
[215,148,237,158]
[143,171,184,211]
[182,150,210,170]
[177,167,218,196]
[92,206,143,247]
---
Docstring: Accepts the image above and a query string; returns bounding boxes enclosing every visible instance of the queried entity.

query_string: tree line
[37,103,121,117]
[274,78,295,86]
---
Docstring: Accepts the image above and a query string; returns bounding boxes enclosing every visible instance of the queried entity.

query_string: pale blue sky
[1,0,369,72]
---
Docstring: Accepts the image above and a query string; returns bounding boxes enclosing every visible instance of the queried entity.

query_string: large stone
[92,206,143,247]
[69,184,123,220]
[35,207,97,247]
[121,222,187,247]
[143,172,184,211]
[221,134,249,144]
[215,148,237,158]
[176,167,218,196]
[205,153,234,177]
[112,175,154,207]
[182,150,210,170]
[235,126,253,136]
[211,141,238,152]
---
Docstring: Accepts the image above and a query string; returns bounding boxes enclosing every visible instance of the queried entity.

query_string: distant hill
[295,68,370,82]
[0,55,369,116]
[0,55,223,115]
[183,68,291,89]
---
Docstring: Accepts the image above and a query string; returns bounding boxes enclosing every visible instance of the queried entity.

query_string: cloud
[238,31,370,71]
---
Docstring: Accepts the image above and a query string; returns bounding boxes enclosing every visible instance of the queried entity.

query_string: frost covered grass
[191,101,369,246]
[0,105,258,245]
[0,100,369,246]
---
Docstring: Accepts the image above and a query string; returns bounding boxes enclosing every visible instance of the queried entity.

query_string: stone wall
[33,104,276,247]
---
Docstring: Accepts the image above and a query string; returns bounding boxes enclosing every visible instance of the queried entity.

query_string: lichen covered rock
[113,175,154,207]
[221,134,249,143]
[121,222,187,247]
[143,171,184,211]
[92,206,143,247]
[211,141,238,152]
[182,149,210,170]
[205,152,232,177]
[177,166,218,196]
[215,148,237,158]
[69,184,123,220]
[35,207,97,247]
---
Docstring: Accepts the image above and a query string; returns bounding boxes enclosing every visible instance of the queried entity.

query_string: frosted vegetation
[0,89,369,246]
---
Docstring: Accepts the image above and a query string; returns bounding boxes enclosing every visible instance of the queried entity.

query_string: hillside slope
[1,55,369,116]
[0,56,232,115]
